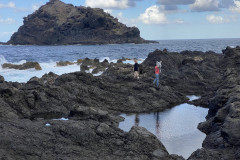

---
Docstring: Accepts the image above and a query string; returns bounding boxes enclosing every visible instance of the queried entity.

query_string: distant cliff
[8,0,153,45]
[0,42,6,45]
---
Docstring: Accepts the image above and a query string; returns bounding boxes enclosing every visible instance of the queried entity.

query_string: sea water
[0,38,240,82]
[119,99,208,159]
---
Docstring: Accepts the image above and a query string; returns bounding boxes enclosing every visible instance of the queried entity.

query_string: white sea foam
[0,57,81,82]
[15,60,27,65]
[0,56,145,83]
[85,66,95,74]
[100,57,111,63]
[100,57,145,65]
[0,55,8,70]
[99,57,119,63]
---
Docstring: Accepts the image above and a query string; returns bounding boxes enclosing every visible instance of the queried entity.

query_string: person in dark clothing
[133,59,139,79]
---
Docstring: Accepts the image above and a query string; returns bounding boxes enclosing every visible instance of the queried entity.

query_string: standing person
[157,61,162,73]
[153,61,161,87]
[133,58,139,80]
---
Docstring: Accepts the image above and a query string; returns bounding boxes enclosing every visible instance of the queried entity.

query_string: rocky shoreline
[0,47,240,159]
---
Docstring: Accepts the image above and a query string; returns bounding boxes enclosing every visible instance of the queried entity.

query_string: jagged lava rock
[8,0,153,45]
[188,47,240,160]
[2,62,42,70]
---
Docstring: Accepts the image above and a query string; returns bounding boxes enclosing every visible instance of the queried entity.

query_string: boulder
[117,59,123,64]
[100,59,109,67]
[56,61,74,66]
[77,59,83,64]
[80,64,89,72]
[2,62,42,70]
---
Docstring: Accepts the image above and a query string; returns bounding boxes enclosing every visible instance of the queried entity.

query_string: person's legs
[136,71,139,79]
[156,74,159,87]
[134,71,137,78]
[153,74,158,86]
[134,71,139,79]
[153,76,156,85]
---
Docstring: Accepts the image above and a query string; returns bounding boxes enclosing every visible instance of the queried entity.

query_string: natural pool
[119,96,208,159]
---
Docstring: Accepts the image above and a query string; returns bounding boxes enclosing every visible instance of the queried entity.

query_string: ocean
[0,38,240,82]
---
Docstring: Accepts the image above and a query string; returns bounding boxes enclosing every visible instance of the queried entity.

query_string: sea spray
[0,57,142,82]
[0,55,8,70]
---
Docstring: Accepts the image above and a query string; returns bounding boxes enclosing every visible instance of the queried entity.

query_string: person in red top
[153,61,161,87]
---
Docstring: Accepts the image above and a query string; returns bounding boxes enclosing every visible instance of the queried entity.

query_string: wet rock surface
[2,62,42,70]
[8,0,153,45]
[56,61,75,66]
[0,47,239,159]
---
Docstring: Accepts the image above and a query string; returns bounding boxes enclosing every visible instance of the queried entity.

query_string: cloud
[0,18,15,24]
[190,0,220,12]
[163,5,179,11]
[32,4,40,11]
[206,14,237,23]
[85,0,139,9]
[175,19,184,23]
[219,0,235,8]
[0,2,16,9]
[206,15,224,23]
[104,9,113,14]
[32,2,44,11]
[230,0,240,13]
[157,0,195,5]
[139,5,168,24]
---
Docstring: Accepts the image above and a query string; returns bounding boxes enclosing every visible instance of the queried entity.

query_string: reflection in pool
[119,103,208,159]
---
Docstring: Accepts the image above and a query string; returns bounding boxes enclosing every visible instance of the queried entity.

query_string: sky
[0,0,240,42]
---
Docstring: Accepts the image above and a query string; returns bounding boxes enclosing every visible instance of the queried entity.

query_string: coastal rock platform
[0,47,240,159]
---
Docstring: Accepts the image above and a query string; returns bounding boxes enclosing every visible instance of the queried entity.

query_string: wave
[0,55,8,70]
[0,58,81,82]
[99,57,145,64]
[0,56,145,83]
[99,57,118,63]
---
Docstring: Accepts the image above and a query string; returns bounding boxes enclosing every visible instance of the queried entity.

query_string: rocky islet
[7,0,155,45]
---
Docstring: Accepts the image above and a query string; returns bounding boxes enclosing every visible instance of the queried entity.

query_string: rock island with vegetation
[7,0,154,45]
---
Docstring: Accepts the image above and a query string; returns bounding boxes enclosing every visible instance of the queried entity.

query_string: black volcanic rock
[1,47,240,159]
[8,0,152,45]
[188,47,240,160]
[2,62,42,70]
[0,69,184,159]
